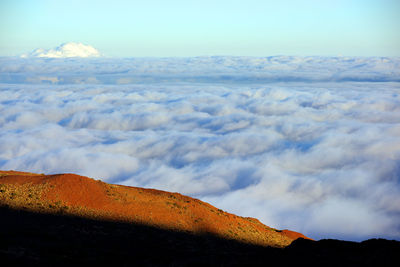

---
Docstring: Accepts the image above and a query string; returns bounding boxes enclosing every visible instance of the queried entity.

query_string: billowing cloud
[20,42,101,58]
[0,56,399,241]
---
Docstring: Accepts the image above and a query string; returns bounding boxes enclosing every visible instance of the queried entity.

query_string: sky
[0,0,399,57]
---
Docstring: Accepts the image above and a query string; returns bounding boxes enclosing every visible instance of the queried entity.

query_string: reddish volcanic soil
[0,170,310,248]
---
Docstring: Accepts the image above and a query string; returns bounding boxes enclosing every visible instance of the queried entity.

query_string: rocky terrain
[1,170,399,266]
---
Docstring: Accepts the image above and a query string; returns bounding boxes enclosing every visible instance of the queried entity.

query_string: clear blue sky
[0,0,399,57]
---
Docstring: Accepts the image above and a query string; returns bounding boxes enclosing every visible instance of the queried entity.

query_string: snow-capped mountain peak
[21,42,101,58]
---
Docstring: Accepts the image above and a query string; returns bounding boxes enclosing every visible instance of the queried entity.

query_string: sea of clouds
[1,56,399,241]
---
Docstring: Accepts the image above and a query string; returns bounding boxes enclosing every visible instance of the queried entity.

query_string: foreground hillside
[0,170,306,248]
[1,170,399,266]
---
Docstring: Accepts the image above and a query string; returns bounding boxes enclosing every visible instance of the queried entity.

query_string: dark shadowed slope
[0,170,308,247]
[1,170,399,266]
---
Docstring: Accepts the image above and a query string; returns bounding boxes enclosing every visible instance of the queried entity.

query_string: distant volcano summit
[21,42,101,58]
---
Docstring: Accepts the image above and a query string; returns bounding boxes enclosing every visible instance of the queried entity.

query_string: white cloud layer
[0,56,399,241]
[1,56,399,85]
[20,42,101,58]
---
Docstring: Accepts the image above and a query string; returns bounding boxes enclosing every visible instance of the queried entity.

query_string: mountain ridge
[1,170,399,266]
[0,170,309,248]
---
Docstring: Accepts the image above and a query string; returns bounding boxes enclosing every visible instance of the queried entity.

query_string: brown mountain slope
[0,170,309,248]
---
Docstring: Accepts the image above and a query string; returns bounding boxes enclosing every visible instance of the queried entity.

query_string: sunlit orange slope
[0,170,310,247]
